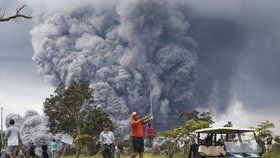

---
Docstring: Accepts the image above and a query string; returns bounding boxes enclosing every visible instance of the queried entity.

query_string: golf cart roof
[195,127,255,134]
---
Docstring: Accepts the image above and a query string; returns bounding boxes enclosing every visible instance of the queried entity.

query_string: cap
[130,112,138,117]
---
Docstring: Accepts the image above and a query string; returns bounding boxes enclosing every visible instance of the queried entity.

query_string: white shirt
[99,131,115,145]
[5,125,20,146]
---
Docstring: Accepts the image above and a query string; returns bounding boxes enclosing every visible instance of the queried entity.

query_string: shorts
[102,144,114,158]
[145,137,153,148]
[30,151,36,157]
[51,151,57,158]
[132,137,144,153]
[7,146,18,155]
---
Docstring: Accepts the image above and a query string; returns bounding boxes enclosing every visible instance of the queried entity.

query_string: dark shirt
[42,144,48,152]
[29,145,35,153]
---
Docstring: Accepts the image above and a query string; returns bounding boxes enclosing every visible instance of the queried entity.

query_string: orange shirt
[130,120,143,137]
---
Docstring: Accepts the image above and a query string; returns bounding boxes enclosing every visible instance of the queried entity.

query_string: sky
[0,20,54,116]
[0,0,279,133]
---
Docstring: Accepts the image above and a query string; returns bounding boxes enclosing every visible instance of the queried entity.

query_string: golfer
[129,112,153,158]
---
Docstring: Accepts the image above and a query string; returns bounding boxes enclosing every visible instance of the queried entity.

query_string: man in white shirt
[4,119,20,158]
[99,125,115,158]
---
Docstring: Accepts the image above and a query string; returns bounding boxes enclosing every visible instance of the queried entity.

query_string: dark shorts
[132,137,144,153]
[102,144,114,158]
[30,151,36,157]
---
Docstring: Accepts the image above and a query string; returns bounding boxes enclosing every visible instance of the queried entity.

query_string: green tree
[178,109,214,127]
[43,80,112,158]
[82,108,113,155]
[159,119,209,158]
[270,135,280,153]
[199,111,215,125]
[44,80,93,136]
[251,120,275,153]
[254,120,275,140]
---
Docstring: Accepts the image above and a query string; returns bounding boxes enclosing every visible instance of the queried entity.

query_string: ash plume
[5,114,23,128]
[30,0,197,130]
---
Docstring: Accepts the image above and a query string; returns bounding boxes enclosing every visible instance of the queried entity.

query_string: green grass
[63,152,185,158]
[262,152,280,158]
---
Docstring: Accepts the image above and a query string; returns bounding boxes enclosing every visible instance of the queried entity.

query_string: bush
[152,145,161,155]
[271,143,280,152]
[75,134,91,146]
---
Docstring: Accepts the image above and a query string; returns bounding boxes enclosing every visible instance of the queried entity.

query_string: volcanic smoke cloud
[30,0,197,130]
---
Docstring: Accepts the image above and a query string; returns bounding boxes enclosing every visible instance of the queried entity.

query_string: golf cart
[188,127,262,158]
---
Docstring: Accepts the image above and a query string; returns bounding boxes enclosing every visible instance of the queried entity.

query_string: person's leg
[12,146,18,158]
[7,147,12,158]
[139,152,143,158]
[140,138,144,156]
[9,147,14,158]
[129,152,138,158]
[54,151,57,158]
[130,137,139,158]
[109,145,114,158]
[103,145,110,158]
[148,138,152,147]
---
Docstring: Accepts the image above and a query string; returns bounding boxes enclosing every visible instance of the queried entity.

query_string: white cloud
[0,62,54,128]
[213,99,280,135]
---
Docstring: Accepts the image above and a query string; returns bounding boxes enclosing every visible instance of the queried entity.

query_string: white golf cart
[188,127,262,158]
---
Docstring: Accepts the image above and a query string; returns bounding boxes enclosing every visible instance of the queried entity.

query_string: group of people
[99,112,154,158]
[2,112,154,158]
[1,119,58,158]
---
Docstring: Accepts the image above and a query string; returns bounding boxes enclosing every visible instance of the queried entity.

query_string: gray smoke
[23,110,39,120]
[30,0,197,130]
[5,114,23,128]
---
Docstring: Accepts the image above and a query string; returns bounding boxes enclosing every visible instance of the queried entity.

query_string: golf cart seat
[216,146,226,156]
[208,146,220,156]
[198,145,209,156]
[198,145,225,157]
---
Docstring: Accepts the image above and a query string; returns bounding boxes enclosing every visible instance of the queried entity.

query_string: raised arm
[139,113,153,124]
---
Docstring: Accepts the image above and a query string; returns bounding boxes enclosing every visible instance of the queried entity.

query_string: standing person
[29,143,35,158]
[50,139,57,158]
[145,124,154,148]
[1,144,9,158]
[266,137,273,152]
[4,119,20,158]
[41,142,49,158]
[99,125,115,158]
[129,112,153,158]
[18,144,27,158]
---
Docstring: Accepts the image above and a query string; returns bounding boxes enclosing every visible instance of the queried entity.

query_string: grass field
[262,152,280,158]
[63,153,185,158]
[63,152,280,158]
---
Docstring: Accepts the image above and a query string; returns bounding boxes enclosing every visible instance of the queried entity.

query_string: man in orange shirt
[129,112,153,158]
